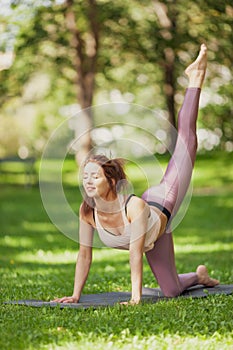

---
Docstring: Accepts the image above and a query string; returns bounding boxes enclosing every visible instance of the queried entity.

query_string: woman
[53,44,219,305]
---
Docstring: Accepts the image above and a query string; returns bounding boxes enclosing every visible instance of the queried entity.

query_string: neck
[94,193,123,214]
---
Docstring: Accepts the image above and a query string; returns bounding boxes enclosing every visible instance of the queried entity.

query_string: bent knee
[162,287,181,298]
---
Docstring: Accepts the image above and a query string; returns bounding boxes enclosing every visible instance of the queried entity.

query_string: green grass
[0,152,233,350]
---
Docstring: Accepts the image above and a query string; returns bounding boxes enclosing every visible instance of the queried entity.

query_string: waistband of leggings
[147,201,171,222]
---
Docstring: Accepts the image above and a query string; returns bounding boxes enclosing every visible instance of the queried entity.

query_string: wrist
[131,292,141,303]
[72,294,80,302]
[130,298,141,305]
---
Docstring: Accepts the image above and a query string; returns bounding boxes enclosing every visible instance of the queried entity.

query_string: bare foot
[185,44,207,88]
[196,265,219,287]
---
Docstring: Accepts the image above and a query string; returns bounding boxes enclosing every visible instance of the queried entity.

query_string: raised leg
[144,45,219,295]
[142,87,200,215]
[142,45,207,216]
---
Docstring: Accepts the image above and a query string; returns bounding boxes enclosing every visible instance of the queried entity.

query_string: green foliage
[201,83,233,147]
[0,0,232,158]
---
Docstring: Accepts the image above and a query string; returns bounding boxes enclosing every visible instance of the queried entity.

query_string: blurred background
[0,4,233,337]
[0,0,232,182]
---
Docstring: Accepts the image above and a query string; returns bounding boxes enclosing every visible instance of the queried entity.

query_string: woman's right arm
[52,206,94,303]
[72,236,93,302]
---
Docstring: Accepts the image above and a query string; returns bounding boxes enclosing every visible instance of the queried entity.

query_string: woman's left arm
[126,198,149,305]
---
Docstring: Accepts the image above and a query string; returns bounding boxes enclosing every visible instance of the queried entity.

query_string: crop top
[93,194,170,252]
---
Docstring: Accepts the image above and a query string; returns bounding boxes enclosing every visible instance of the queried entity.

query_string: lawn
[0,152,233,350]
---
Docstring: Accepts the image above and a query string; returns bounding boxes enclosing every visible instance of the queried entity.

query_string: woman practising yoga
[53,44,219,305]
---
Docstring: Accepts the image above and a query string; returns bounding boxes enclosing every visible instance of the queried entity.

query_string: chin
[85,191,96,198]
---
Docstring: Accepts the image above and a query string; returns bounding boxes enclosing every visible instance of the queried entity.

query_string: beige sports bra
[93,194,163,252]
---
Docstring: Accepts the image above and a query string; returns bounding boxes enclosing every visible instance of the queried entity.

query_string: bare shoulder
[79,203,95,227]
[126,195,149,221]
[127,195,146,208]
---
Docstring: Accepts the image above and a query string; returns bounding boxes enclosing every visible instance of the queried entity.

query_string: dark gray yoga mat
[5,284,233,309]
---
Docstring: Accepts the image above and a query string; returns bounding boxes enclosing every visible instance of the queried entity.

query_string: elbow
[78,250,92,266]
[130,245,144,259]
[130,251,143,266]
[84,255,92,266]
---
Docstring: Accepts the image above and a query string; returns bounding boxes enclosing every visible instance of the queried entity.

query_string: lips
[86,187,96,191]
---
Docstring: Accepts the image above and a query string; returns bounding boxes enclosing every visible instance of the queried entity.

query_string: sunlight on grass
[1,235,33,248]
[15,250,77,264]
[14,247,127,264]
[1,152,233,350]
[175,242,233,254]
[22,221,57,233]
[42,333,233,350]
[13,237,233,267]
[93,248,127,261]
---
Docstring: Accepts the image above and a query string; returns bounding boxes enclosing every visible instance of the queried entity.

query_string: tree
[62,0,99,164]
[0,0,232,160]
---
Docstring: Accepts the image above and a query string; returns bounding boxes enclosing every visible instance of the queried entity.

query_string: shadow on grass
[175,194,233,244]
[1,256,233,350]
[1,184,232,285]
[1,248,232,298]
[0,181,233,350]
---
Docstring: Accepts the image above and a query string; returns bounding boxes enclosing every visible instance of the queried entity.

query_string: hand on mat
[51,296,79,303]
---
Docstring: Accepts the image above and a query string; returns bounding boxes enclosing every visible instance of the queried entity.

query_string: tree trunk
[153,0,177,151]
[64,0,99,166]
[163,47,177,151]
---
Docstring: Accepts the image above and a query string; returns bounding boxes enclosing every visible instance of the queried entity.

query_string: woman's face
[83,162,112,199]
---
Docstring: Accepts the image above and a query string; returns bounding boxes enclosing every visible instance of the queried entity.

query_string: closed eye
[83,173,99,180]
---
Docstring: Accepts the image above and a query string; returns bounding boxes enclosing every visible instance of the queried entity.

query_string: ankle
[188,70,206,88]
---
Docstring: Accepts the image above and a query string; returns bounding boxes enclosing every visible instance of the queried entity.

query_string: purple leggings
[141,88,201,297]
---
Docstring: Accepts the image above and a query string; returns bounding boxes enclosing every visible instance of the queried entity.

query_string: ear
[111,178,116,188]
[116,179,134,194]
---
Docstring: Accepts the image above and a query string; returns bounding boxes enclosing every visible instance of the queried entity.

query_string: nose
[84,174,93,184]
[87,177,93,184]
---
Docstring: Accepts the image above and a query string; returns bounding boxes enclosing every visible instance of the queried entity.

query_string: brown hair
[81,154,127,215]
